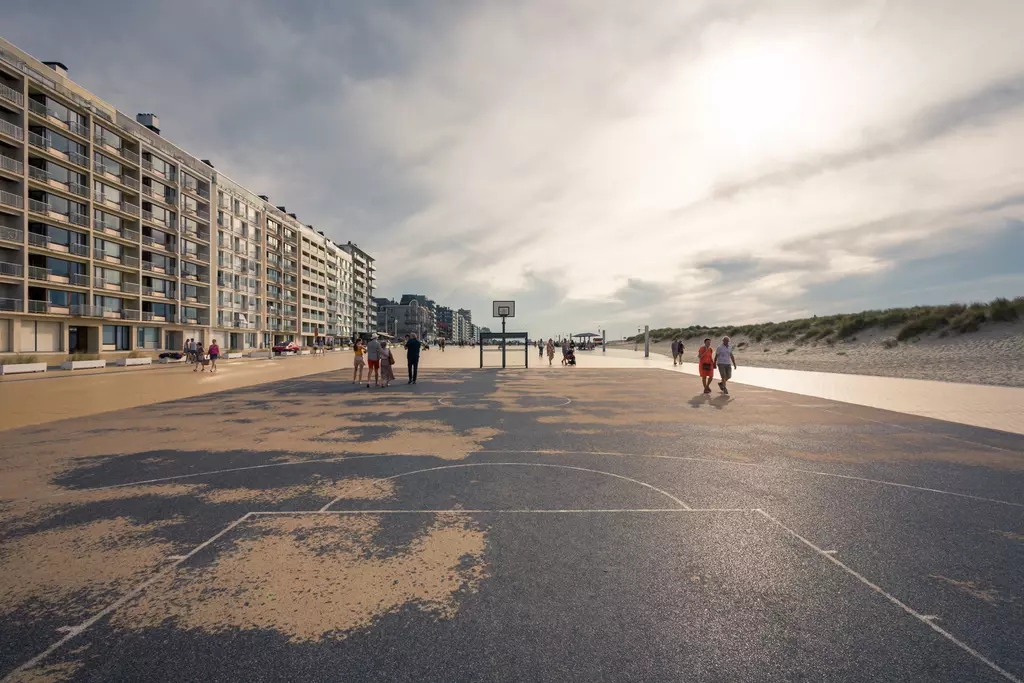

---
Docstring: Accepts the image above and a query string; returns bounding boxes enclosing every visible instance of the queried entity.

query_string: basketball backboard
[492,300,515,318]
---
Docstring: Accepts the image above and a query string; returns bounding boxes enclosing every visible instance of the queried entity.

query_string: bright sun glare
[699,42,820,156]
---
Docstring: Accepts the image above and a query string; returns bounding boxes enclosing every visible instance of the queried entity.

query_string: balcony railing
[27,265,50,280]
[69,272,90,286]
[0,189,23,209]
[0,82,23,106]
[0,226,23,242]
[28,299,51,313]
[0,297,23,311]
[119,147,140,164]
[120,201,140,216]
[181,270,210,283]
[142,286,174,297]
[0,119,23,140]
[0,155,23,174]
[142,261,176,275]
[0,261,23,277]
[119,175,140,191]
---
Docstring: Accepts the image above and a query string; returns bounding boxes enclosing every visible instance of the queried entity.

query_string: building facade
[0,38,371,356]
[342,242,374,337]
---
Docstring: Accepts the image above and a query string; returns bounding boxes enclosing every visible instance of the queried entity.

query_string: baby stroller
[565,349,577,366]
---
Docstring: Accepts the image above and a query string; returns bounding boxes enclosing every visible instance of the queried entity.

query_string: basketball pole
[501,315,506,369]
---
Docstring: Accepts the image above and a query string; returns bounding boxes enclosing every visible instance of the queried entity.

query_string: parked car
[272,342,301,354]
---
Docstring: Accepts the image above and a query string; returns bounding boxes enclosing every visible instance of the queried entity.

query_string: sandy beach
[629,321,1024,388]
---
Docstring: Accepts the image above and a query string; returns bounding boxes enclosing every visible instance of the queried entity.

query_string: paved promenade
[3,347,1023,435]
[0,364,1021,682]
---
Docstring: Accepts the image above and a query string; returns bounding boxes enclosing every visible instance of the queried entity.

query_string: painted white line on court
[51,448,1023,509]
[754,509,1023,683]
[319,462,691,512]
[480,450,1024,508]
[251,508,750,515]
[2,513,254,683]
[436,395,572,408]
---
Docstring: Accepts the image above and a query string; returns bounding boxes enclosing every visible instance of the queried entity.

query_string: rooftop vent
[201,159,214,168]
[258,195,269,201]
[288,213,297,219]
[43,61,68,77]
[276,206,287,212]
[136,113,160,135]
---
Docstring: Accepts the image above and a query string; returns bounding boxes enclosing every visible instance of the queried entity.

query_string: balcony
[28,233,89,258]
[182,183,210,200]
[76,305,141,320]
[142,312,173,323]
[0,225,23,243]
[183,205,209,221]
[178,313,209,326]
[0,261,23,278]
[0,82,23,107]
[142,184,172,203]
[0,189,23,209]
[120,201,140,217]
[0,155,23,175]
[142,261,176,276]
[142,286,173,298]
[181,293,210,305]
[95,220,140,243]
[118,147,140,165]
[29,166,90,198]
[182,249,209,265]
[141,210,175,231]
[27,265,50,281]
[181,270,210,284]
[142,235,173,252]
[0,297,23,311]
[29,299,69,314]
[119,175,140,191]
[0,119,23,141]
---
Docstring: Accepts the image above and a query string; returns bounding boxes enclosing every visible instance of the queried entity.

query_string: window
[19,320,63,352]
[94,238,122,258]
[103,325,131,350]
[94,181,122,204]
[94,266,122,285]
[29,191,83,217]
[144,153,175,179]
[94,125,122,149]
[95,295,124,312]
[94,153,123,177]
[47,290,85,308]
[143,301,174,317]
[143,276,172,295]
[94,210,122,230]
[137,327,160,348]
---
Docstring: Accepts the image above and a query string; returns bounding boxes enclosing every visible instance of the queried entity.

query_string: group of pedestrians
[695,336,737,395]
[352,333,422,388]
[182,337,219,373]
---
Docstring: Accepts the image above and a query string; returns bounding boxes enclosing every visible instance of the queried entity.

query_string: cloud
[5,0,1023,337]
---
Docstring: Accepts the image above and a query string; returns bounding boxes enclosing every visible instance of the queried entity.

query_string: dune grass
[634,297,1023,345]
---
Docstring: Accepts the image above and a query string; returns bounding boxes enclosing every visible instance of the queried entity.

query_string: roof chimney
[136,113,160,135]
[43,61,68,77]
[201,159,214,168]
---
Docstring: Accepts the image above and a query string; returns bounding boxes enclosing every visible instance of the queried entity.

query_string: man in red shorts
[697,337,715,394]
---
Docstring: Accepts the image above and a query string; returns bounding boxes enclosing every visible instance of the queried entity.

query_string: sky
[6,0,1024,339]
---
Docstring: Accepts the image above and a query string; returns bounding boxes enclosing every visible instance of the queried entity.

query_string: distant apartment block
[0,38,373,355]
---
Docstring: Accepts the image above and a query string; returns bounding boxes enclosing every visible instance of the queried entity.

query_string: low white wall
[0,362,47,375]
[60,359,107,370]
[115,357,152,367]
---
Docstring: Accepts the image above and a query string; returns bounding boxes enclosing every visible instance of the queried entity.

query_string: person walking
[193,341,206,372]
[406,332,422,384]
[366,334,382,387]
[538,339,543,357]
[183,337,190,362]
[561,338,570,365]
[439,337,445,352]
[713,336,737,394]
[546,338,556,366]
[697,337,715,394]
[208,339,220,373]
[353,338,366,384]
[380,340,396,387]
[671,338,681,366]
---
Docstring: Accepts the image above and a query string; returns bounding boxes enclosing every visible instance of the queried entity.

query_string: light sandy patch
[201,477,395,505]
[562,429,603,435]
[8,657,85,683]
[118,513,488,641]
[992,530,1024,543]
[929,574,1011,605]
[0,517,178,614]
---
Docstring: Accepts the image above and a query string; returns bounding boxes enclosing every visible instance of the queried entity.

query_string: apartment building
[0,38,372,356]
[342,241,375,336]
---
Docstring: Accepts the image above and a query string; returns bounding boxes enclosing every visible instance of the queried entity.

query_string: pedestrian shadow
[688,394,710,408]
[709,395,733,409]
[688,394,734,409]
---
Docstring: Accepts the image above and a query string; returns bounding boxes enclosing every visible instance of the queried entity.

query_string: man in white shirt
[366,334,382,387]
[713,336,737,394]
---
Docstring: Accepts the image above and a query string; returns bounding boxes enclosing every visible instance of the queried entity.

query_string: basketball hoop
[491,301,518,368]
